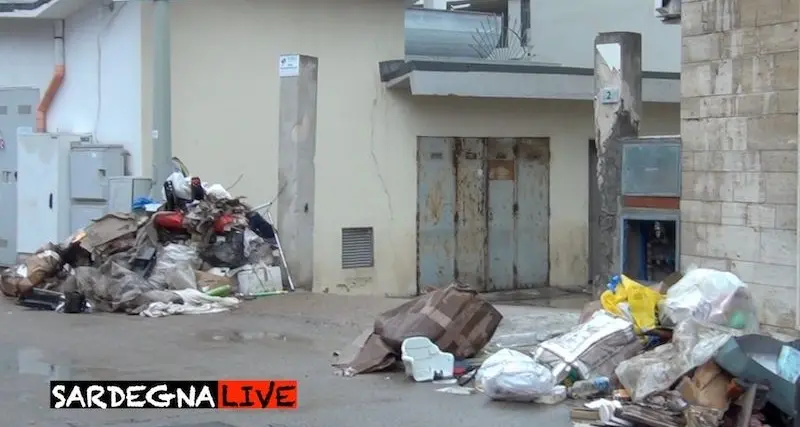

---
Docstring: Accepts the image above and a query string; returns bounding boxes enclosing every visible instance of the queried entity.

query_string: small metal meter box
[621,137,681,197]
[69,144,127,200]
[108,176,152,213]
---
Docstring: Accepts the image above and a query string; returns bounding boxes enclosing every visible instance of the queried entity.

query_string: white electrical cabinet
[69,144,126,232]
[108,176,152,213]
[16,133,80,254]
[16,133,128,256]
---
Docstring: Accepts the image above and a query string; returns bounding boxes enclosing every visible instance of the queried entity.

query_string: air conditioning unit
[654,0,681,24]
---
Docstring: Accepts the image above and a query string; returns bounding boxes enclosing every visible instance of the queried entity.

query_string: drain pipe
[151,0,173,198]
[36,20,65,132]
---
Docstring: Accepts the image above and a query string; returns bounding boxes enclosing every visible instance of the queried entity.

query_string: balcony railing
[405,8,531,61]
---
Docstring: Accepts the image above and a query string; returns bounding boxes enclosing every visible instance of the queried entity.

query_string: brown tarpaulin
[335,283,503,375]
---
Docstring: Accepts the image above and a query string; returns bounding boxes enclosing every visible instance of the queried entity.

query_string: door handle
[49,193,53,209]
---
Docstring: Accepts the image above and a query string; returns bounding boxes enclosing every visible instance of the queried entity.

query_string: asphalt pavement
[0,292,579,427]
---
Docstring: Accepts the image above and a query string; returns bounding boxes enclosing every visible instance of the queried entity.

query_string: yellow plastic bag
[600,275,663,333]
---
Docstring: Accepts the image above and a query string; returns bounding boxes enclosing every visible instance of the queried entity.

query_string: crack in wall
[369,76,394,220]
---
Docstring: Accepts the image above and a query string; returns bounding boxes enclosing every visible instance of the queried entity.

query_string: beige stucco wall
[141,0,680,296]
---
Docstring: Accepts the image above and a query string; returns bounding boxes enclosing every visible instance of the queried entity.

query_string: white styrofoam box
[235,263,282,295]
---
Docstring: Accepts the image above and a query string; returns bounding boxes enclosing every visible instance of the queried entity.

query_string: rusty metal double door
[417,137,550,292]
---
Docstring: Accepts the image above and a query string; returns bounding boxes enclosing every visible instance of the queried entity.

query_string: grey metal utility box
[70,145,126,200]
[621,137,681,197]
[108,176,152,213]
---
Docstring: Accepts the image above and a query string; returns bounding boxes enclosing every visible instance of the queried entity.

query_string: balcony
[405,7,530,61]
[0,0,92,18]
[388,5,680,103]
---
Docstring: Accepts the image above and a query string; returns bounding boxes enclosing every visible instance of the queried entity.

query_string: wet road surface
[0,292,578,427]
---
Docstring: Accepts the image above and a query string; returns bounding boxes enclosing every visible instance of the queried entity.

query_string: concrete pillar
[277,54,318,291]
[151,0,172,198]
[591,32,642,294]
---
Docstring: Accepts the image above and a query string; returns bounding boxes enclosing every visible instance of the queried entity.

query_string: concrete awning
[379,57,680,103]
[1,0,99,18]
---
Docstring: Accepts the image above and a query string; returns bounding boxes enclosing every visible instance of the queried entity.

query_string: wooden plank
[570,407,600,421]
[616,405,682,427]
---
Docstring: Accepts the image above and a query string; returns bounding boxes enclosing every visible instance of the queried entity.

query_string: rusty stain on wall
[488,160,515,180]
[426,180,444,222]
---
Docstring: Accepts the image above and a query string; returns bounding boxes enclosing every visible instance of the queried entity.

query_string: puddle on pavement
[482,289,590,310]
[4,347,72,380]
[162,424,239,427]
[196,328,312,345]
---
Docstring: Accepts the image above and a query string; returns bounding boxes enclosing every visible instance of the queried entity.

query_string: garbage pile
[0,172,288,317]
[337,268,800,427]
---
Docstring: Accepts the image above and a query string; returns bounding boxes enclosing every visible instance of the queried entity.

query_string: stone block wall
[680,0,799,327]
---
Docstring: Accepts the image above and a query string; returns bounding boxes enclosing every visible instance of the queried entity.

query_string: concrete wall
[157,0,681,296]
[529,0,681,72]
[0,0,144,174]
[680,0,799,328]
[0,19,54,93]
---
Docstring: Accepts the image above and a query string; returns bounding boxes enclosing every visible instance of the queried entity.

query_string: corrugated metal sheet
[341,227,374,269]
[515,138,550,287]
[417,137,456,287]
[416,137,550,292]
[486,138,515,291]
[454,137,487,289]
[405,8,502,59]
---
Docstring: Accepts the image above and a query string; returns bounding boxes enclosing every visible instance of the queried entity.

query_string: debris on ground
[1,169,292,317]
[335,267,800,427]
[333,283,502,377]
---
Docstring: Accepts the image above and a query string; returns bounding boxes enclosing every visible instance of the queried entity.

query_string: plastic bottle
[568,377,611,399]
[607,275,621,292]
[535,385,567,404]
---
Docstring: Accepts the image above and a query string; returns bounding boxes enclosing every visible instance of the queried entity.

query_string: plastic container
[205,285,231,297]
[568,377,611,399]
[607,275,621,292]
[235,263,282,295]
[535,385,567,404]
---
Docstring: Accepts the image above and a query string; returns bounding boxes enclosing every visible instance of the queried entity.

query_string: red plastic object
[153,212,185,231]
[213,214,235,233]
[154,211,236,234]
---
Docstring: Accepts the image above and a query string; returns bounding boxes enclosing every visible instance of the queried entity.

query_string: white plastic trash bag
[659,267,759,333]
[475,349,555,402]
[148,244,202,290]
[615,318,739,401]
[162,172,193,200]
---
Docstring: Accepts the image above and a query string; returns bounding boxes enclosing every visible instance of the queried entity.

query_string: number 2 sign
[599,87,620,105]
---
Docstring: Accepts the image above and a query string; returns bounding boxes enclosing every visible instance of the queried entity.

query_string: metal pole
[151,0,173,199]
